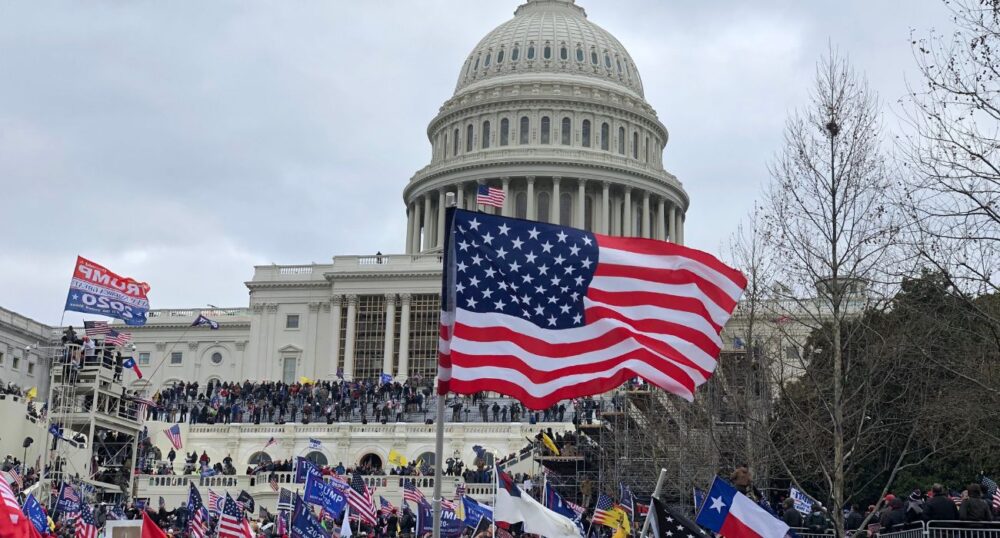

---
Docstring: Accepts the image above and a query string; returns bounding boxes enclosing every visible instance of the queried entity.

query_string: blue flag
[417,501,463,538]
[304,470,348,518]
[55,482,80,516]
[380,373,392,385]
[192,314,220,330]
[292,494,328,538]
[23,494,48,535]
[543,483,580,523]
[295,457,319,484]
[461,496,493,528]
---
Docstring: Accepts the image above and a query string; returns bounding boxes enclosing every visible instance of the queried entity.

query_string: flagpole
[432,192,456,538]
[638,469,667,538]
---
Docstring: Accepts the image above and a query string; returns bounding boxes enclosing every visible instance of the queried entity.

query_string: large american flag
[437,210,747,408]
[217,494,244,538]
[187,483,209,538]
[476,185,506,208]
[164,424,183,450]
[83,321,111,338]
[75,503,99,538]
[0,472,25,526]
[403,480,426,505]
[104,329,131,347]
[347,473,378,526]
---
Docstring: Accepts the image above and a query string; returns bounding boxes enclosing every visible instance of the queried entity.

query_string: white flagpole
[638,469,667,538]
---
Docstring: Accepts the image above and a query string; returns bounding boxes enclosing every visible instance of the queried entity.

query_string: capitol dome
[403,0,688,254]
[455,0,645,98]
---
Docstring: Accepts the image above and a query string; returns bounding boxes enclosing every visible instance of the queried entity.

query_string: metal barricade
[788,527,836,538]
[926,521,1000,538]
[879,522,927,538]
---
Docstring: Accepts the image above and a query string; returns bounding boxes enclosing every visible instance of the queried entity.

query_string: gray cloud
[0,0,948,324]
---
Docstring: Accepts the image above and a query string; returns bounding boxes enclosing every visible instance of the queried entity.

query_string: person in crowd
[959,483,994,522]
[782,498,803,528]
[845,504,865,530]
[924,484,959,521]
[880,497,908,532]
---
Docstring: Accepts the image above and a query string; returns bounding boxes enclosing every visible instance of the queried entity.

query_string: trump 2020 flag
[437,209,747,409]
[696,477,788,538]
[64,256,150,326]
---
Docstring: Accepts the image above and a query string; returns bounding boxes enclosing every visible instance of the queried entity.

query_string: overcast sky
[1,0,951,326]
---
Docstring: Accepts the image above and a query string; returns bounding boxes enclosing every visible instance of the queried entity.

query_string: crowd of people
[142,379,601,426]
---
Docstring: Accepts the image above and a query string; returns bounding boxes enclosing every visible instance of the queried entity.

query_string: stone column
[642,191,651,238]
[501,176,511,217]
[382,294,396,375]
[397,293,411,380]
[343,294,358,380]
[405,203,414,254]
[329,295,342,378]
[422,194,433,251]
[576,178,587,229]
[411,200,421,253]
[526,176,536,220]
[437,190,446,248]
[679,212,685,244]
[668,204,677,242]
[623,187,633,236]
[551,176,561,225]
[456,183,465,210]
[657,197,666,240]
[601,182,610,234]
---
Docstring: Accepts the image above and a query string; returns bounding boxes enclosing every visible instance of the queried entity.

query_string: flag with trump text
[437,209,746,408]
[64,256,150,326]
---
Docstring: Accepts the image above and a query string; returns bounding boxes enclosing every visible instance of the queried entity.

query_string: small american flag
[191,506,210,538]
[403,480,426,505]
[476,185,505,208]
[380,496,395,517]
[264,437,277,450]
[438,210,746,408]
[217,494,244,538]
[347,473,378,526]
[104,329,131,347]
[441,498,457,512]
[75,503,98,538]
[208,489,223,514]
[456,483,466,498]
[83,321,111,338]
[164,424,183,449]
[276,488,293,512]
[7,469,22,490]
[269,475,279,492]
[591,493,616,527]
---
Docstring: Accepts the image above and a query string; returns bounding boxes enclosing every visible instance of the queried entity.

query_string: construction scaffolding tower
[40,342,143,506]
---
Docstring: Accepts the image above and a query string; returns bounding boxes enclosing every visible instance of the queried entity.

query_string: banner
[64,256,150,326]
[462,497,493,528]
[304,470,348,518]
[295,457,319,484]
[291,494,328,538]
[789,486,815,515]
[417,502,463,538]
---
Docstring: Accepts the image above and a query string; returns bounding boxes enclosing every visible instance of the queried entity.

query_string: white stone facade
[0,306,57,395]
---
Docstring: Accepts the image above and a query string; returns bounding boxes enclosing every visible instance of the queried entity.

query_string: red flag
[0,500,33,538]
[141,510,168,538]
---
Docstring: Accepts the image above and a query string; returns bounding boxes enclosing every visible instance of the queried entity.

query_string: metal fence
[812,521,1000,538]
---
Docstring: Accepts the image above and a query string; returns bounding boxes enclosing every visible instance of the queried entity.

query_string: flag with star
[437,208,747,409]
[648,497,707,538]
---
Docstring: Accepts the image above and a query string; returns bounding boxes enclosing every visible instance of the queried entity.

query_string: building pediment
[277,344,303,354]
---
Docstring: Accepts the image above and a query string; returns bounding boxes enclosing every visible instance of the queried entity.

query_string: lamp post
[22,437,33,476]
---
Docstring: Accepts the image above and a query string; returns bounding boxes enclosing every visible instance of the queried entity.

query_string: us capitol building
[1,0,727,508]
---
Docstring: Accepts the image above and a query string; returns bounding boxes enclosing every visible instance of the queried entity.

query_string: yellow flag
[541,432,561,456]
[388,449,408,467]
[26,387,37,400]
[299,376,314,385]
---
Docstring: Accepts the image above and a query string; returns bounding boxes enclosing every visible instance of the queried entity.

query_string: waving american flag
[438,209,746,408]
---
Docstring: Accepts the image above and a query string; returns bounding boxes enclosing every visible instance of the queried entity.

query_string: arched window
[443,132,448,157]
[474,55,480,71]
[482,121,491,149]
[497,48,505,64]
[540,117,551,144]
[305,451,328,466]
[466,125,474,152]
[616,58,623,73]
[618,127,625,154]
[591,50,599,65]
[604,52,612,69]
[511,46,520,62]
[576,46,584,62]
[601,123,610,150]
[359,453,383,470]
[537,192,550,223]
[248,452,272,466]
[453,128,459,156]
[417,451,437,466]
[515,192,527,219]
[644,137,649,162]
[519,117,530,144]
[559,192,572,225]
[484,52,492,67]
[624,62,631,79]
[560,45,568,60]
[561,117,572,145]
[500,118,509,146]
[527,44,535,60]
[585,195,595,231]
[582,120,591,147]
[543,44,552,59]
[632,131,639,159]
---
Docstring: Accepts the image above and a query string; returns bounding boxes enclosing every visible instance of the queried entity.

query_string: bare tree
[762,48,898,535]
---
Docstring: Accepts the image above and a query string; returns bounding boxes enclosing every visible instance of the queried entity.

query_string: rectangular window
[354,295,388,381]
[138,352,150,365]
[0,351,4,367]
[11,356,19,371]
[286,314,300,329]
[170,352,183,365]
[27,362,34,375]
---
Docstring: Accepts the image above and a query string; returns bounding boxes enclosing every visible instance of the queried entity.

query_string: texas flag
[695,477,788,538]
[122,357,143,379]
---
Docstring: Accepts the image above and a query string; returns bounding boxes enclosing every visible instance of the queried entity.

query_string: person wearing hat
[905,489,925,522]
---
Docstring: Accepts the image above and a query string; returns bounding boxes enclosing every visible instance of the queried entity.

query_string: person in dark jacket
[959,483,994,522]
[880,498,908,532]
[844,505,865,530]
[782,498,803,528]
[923,484,959,521]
